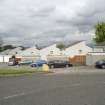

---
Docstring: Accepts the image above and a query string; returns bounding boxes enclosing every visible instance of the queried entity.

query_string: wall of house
[20,56,41,61]
[0,55,11,63]
[18,47,40,57]
[8,47,22,55]
[47,55,68,61]
[65,41,92,57]
[0,55,3,62]
[40,44,62,60]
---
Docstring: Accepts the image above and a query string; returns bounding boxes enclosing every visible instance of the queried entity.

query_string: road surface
[0,68,105,105]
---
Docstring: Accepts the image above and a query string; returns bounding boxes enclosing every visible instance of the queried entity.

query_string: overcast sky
[0,0,105,46]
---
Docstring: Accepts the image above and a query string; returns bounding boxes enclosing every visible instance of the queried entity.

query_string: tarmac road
[0,68,105,105]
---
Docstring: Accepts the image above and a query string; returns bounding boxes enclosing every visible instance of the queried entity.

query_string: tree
[0,37,3,47]
[94,22,105,43]
[3,45,16,50]
[12,55,16,59]
[0,37,3,52]
[56,43,65,51]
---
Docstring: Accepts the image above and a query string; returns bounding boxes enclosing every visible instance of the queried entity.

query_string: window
[79,50,82,53]
[50,51,54,54]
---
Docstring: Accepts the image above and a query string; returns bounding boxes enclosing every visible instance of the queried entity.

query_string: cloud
[0,0,105,46]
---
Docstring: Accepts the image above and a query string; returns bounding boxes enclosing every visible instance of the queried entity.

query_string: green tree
[12,55,16,59]
[56,43,65,51]
[0,37,3,52]
[3,45,16,50]
[94,22,105,43]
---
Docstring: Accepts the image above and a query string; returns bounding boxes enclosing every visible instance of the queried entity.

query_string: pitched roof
[58,40,85,48]
[0,49,11,55]
[37,40,85,49]
[37,43,56,49]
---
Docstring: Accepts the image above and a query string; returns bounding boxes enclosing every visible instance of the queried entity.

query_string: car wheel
[50,65,54,69]
[101,65,105,69]
[66,65,69,68]
[31,65,33,67]
[33,65,37,67]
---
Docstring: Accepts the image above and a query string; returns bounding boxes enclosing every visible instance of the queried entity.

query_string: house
[0,55,12,63]
[16,46,40,61]
[0,49,11,55]
[0,47,22,55]
[0,47,23,63]
[40,44,63,61]
[64,41,92,57]
[8,47,23,55]
[64,41,92,65]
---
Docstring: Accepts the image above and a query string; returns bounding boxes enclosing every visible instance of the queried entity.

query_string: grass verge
[0,66,52,77]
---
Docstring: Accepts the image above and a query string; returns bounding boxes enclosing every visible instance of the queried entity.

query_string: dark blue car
[95,60,105,69]
[30,60,48,67]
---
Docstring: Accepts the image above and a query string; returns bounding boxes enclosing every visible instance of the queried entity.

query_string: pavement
[50,66,105,74]
[0,67,105,105]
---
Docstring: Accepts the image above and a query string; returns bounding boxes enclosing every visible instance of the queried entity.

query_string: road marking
[0,83,81,101]
[1,92,25,100]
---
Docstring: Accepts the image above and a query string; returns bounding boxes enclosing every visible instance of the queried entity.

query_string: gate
[69,55,86,65]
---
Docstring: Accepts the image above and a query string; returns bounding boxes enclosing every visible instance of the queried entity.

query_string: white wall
[0,55,3,62]
[4,56,11,62]
[0,55,11,63]
[92,48,104,52]
[86,53,105,66]
[65,41,92,57]
[18,47,40,56]
[40,44,61,56]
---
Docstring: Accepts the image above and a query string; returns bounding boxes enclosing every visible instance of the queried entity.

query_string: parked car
[95,60,105,69]
[48,60,73,69]
[30,60,48,67]
[8,58,19,66]
[18,60,33,65]
[8,60,19,66]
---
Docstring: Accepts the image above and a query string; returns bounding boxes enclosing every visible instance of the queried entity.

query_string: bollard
[42,64,49,72]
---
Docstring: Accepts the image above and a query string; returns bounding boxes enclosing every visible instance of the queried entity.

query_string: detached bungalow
[64,41,92,65]
[0,47,23,63]
[65,41,92,57]
[40,44,62,60]
[8,47,23,55]
[16,46,40,61]
[0,47,23,55]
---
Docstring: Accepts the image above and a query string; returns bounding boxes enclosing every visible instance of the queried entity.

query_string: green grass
[0,66,52,77]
